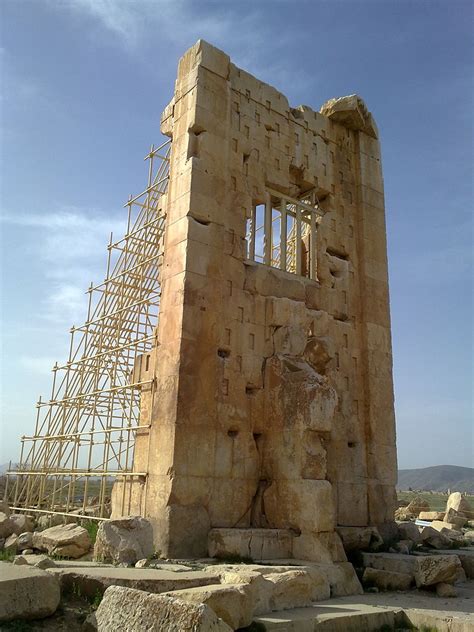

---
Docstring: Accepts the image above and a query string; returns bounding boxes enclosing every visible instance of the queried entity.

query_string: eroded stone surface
[113,40,397,566]
[0,561,60,621]
[94,516,154,564]
[33,523,91,558]
[96,585,232,631]
[413,554,462,587]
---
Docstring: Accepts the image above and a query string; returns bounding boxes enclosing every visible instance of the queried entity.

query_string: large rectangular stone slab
[255,602,401,631]
[208,528,293,560]
[48,566,221,598]
[0,562,60,622]
[362,552,416,576]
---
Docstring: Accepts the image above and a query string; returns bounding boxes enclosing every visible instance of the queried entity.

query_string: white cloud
[53,0,311,93]
[2,208,125,325]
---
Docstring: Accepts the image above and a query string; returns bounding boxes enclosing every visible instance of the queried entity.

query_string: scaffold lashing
[4,139,171,521]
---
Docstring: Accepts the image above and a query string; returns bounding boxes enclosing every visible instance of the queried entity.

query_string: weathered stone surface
[9,513,34,534]
[397,521,421,544]
[444,507,468,528]
[96,585,232,631]
[135,558,150,568]
[4,533,18,552]
[336,526,383,552]
[0,561,60,621]
[0,501,11,516]
[33,523,91,558]
[362,567,413,591]
[109,41,397,563]
[405,496,430,516]
[208,527,293,561]
[446,492,473,518]
[320,94,378,138]
[13,553,58,568]
[436,581,457,597]
[464,530,474,542]
[430,519,464,533]
[165,583,252,628]
[49,565,221,598]
[94,516,154,564]
[0,512,14,539]
[266,569,315,610]
[426,548,474,579]
[418,511,445,521]
[362,552,416,576]
[17,531,34,551]
[413,554,462,587]
[421,525,453,549]
[317,561,363,597]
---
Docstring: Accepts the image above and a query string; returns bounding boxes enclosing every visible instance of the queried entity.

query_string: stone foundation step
[47,566,221,598]
[255,582,474,632]
[254,601,403,631]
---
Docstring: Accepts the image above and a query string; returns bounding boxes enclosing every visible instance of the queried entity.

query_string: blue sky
[0,0,472,469]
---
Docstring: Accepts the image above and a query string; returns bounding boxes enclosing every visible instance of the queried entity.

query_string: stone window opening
[246,189,325,280]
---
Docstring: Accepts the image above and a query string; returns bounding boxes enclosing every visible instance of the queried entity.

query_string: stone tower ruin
[115,40,397,559]
[7,41,397,566]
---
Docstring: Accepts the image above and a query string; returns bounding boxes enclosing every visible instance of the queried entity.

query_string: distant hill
[397,465,474,493]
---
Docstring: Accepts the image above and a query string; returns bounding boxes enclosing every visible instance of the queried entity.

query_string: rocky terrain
[1,492,474,630]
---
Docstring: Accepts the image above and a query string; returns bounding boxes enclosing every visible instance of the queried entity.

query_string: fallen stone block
[33,523,91,558]
[362,552,416,575]
[446,492,473,518]
[0,512,14,539]
[217,567,272,614]
[0,561,60,621]
[4,533,18,553]
[165,583,252,629]
[431,519,464,532]
[266,569,315,611]
[336,526,383,552]
[17,531,33,551]
[95,585,232,631]
[397,521,421,544]
[425,548,474,579]
[445,507,467,528]
[12,553,57,568]
[135,558,150,568]
[362,567,413,591]
[418,511,445,521]
[9,513,34,535]
[94,515,154,564]
[413,554,462,587]
[421,525,453,549]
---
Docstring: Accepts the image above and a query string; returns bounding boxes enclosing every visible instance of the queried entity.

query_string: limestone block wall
[124,40,397,558]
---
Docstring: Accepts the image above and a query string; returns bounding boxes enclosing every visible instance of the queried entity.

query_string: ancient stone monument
[7,40,397,569]
[114,40,397,560]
